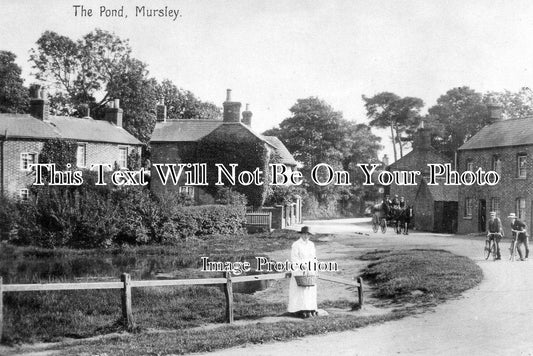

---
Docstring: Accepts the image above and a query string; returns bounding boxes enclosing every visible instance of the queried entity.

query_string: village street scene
[2,1,533,355]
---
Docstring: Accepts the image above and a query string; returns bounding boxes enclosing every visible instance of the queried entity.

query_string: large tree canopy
[0,51,29,113]
[264,97,382,210]
[362,92,423,161]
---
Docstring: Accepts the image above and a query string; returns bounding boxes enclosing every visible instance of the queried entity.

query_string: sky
[2,0,533,162]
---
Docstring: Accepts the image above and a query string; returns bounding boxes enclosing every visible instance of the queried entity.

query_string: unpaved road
[201,218,533,356]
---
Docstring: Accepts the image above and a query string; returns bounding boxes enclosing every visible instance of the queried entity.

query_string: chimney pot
[222,89,241,123]
[242,103,253,126]
[114,99,120,109]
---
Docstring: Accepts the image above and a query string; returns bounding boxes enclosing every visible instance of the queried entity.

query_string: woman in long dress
[288,226,317,318]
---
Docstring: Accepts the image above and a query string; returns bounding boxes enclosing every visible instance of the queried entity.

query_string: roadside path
[201,218,533,356]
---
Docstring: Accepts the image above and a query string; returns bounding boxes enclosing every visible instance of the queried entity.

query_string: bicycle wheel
[510,241,517,261]
[491,242,498,261]
[381,218,387,233]
[484,240,491,260]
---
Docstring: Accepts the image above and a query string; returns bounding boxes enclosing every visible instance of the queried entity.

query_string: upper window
[20,152,38,171]
[77,144,86,168]
[517,154,527,178]
[118,147,128,169]
[466,159,474,172]
[491,155,501,174]
[465,197,473,217]
[516,198,526,220]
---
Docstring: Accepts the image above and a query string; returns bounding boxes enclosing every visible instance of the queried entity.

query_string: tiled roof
[0,114,141,145]
[458,118,533,150]
[0,114,60,139]
[48,116,141,145]
[150,120,223,142]
[262,136,298,166]
[388,148,451,175]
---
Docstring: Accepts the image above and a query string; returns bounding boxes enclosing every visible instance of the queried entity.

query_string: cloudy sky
[2,0,533,161]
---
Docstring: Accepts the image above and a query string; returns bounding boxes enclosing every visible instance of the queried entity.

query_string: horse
[396,205,414,235]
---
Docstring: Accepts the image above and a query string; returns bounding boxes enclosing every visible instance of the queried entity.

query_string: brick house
[0,87,142,198]
[386,123,458,232]
[457,116,533,234]
[150,89,299,208]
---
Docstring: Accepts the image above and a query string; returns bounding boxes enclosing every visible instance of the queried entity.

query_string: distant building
[457,108,533,234]
[0,86,142,198]
[386,123,458,232]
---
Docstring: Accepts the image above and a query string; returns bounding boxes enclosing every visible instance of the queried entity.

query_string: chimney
[382,154,389,167]
[156,99,167,122]
[223,89,241,123]
[242,103,252,126]
[81,104,91,118]
[29,84,50,121]
[488,103,502,121]
[105,99,123,127]
[414,120,431,151]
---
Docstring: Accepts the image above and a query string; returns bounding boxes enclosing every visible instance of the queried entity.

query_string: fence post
[121,273,135,331]
[357,277,364,307]
[0,277,3,341]
[224,272,234,324]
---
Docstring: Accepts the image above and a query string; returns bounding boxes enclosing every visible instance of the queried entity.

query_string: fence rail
[245,212,272,230]
[0,273,363,337]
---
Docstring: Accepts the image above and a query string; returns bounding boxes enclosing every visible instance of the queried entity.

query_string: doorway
[478,199,486,232]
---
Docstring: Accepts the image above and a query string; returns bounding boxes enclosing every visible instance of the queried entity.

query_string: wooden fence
[0,273,363,336]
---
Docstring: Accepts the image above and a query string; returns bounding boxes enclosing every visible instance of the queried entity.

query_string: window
[20,152,37,171]
[490,197,500,217]
[466,159,474,172]
[19,189,29,201]
[516,198,526,220]
[179,186,195,198]
[118,147,128,169]
[77,144,86,168]
[465,198,473,218]
[517,154,527,178]
[491,155,501,174]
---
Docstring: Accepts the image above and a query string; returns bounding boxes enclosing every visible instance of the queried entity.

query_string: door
[478,199,486,232]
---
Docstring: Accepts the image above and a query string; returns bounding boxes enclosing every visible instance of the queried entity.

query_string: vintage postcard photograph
[1,0,533,355]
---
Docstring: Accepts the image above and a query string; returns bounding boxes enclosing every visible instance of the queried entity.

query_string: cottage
[457,110,533,234]
[150,89,301,225]
[0,86,142,198]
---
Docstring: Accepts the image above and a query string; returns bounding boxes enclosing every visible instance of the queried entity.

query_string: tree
[425,86,491,159]
[264,97,382,214]
[362,92,424,161]
[156,80,220,120]
[485,87,533,120]
[0,51,29,113]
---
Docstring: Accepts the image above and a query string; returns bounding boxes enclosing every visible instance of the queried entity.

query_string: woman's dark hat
[299,226,314,235]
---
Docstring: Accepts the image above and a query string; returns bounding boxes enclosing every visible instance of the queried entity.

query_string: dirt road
[201,218,533,356]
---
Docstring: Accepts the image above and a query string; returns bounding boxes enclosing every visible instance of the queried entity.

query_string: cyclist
[508,213,529,261]
[487,211,503,260]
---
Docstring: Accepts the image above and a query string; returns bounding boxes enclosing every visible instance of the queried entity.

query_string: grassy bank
[2,248,483,355]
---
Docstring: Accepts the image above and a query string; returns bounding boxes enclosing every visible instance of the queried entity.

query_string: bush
[214,187,247,206]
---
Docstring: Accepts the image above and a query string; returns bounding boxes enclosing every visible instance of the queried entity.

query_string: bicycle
[510,229,525,261]
[484,232,502,260]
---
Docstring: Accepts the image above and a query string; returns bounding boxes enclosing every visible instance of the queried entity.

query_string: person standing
[288,226,318,318]
[487,211,503,260]
[508,213,529,261]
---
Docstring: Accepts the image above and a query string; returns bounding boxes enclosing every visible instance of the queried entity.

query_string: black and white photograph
[1,1,533,355]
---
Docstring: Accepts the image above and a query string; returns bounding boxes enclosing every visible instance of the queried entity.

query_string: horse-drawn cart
[371,203,413,235]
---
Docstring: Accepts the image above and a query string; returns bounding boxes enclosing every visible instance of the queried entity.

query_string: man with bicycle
[487,211,503,260]
[508,213,529,261]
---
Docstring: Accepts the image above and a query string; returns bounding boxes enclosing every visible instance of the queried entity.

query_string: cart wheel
[372,216,379,233]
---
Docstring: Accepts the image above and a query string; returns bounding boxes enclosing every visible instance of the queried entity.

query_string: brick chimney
[156,99,167,122]
[488,103,502,121]
[414,121,431,151]
[29,84,50,121]
[223,89,241,123]
[242,103,252,126]
[105,99,123,127]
